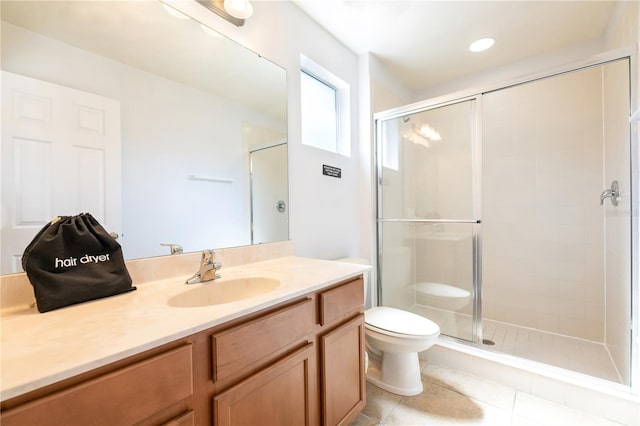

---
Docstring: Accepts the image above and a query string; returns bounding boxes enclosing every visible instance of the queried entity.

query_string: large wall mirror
[1,1,289,274]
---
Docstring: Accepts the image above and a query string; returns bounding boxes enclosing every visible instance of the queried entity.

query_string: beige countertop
[0,256,369,401]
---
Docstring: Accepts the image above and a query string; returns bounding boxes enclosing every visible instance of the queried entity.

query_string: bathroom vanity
[0,256,367,425]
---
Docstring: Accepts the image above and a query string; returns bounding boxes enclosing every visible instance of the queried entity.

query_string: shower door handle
[600,180,619,206]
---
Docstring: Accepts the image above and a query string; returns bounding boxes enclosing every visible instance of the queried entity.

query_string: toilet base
[365,350,424,396]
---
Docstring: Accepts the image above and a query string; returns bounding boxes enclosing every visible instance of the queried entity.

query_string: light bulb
[224,0,253,19]
[469,38,495,53]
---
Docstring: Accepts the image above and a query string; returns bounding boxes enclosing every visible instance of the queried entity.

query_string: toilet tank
[335,257,372,309]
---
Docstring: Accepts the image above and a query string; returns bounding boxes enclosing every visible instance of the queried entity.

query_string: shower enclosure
[375,57,633,385]
[249,142,288,244]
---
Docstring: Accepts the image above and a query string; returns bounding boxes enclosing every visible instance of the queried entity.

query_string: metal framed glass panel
[376,99,481,342]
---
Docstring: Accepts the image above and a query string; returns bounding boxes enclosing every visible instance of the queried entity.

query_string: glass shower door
[377,98,480,342]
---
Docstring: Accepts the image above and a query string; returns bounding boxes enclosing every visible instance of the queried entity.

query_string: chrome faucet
[185,250,222,284]
[600,180,619,206]
[160,243,183,255]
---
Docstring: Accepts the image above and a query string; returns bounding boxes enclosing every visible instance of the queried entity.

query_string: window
[300,55,350,156]
[301,71,337,152]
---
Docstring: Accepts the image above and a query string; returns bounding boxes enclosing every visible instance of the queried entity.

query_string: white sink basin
[168,277,280,307]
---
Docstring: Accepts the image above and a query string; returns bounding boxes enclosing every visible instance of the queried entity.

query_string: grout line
[509,390,519,426]
[602,342,625,384]
[378,395,401,426]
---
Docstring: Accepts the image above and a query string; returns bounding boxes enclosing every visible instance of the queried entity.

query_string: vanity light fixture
[197,0,250,27]
[417,124,441,142]
[404,133,430,148]
[412,123,441,144]
[469,37,495,52]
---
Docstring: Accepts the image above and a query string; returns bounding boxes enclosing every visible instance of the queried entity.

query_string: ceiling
[1,1,287,120]
[293,0,618,92]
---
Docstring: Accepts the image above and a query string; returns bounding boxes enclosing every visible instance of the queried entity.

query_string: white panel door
[1,71,121,274]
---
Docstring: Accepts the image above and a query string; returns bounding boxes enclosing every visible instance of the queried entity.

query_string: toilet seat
[365,306,439,338]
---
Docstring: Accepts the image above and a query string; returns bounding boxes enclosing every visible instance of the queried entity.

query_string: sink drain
[482,339,495,346]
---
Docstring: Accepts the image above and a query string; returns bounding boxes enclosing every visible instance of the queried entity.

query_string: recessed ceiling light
[469,38,495,53]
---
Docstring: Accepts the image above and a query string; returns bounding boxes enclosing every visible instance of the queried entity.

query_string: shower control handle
[600,180,619,206]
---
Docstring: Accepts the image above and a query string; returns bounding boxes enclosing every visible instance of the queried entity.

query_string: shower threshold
[410,304,622,384]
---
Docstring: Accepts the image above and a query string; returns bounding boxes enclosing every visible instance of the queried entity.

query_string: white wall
[171,1,361,260]
[361,54,416,305]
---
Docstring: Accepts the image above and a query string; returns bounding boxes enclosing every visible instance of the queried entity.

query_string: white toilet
[336,258,441,396]
[365,306,440,396]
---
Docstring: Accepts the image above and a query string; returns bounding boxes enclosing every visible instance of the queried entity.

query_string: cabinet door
[320,314,365,426]
[214,343,317,426]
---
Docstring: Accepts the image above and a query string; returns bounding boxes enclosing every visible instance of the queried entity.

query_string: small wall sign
[322,164,342,178]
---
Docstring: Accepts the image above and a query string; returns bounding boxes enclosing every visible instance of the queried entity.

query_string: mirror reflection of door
[249,143,288,244]
[1,71,122,274]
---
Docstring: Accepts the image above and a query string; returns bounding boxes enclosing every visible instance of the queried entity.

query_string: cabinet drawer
[212,298,314,382]
[2,344,193,426]
[318,277,364,326]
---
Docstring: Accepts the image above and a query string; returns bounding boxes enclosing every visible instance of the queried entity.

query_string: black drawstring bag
[22,213,136,313]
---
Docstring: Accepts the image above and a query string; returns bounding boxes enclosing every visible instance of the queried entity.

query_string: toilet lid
[365,306,439,337]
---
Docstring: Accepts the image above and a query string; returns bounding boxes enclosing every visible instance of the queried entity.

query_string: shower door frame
[374,47,638,390]
[374,95,484,344]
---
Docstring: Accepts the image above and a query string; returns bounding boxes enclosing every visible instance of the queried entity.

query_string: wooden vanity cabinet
[0,275,365,426]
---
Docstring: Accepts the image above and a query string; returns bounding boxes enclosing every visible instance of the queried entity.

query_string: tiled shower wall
[482,66,608,342]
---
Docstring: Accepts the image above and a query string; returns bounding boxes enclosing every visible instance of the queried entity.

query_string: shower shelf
[188,175,233,184]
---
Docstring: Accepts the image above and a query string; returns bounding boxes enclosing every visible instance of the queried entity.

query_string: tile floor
[350,363,626,426]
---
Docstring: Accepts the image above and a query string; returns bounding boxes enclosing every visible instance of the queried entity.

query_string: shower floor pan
[411,304,622,384]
